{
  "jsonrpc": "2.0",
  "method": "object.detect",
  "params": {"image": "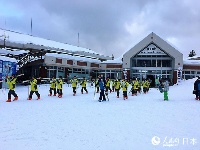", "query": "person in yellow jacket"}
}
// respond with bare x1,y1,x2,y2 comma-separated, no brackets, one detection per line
28,76,40,100
131,78,139,96
56,76,63,98
105,78,112,93
146,79,151,92
95,78,100,93
111,79,116,92
48,77,57,96
142,79,148,94
114,79,121,98
80,77,88,94
6,74,18,102
70,76,78,96
121,79,129,100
